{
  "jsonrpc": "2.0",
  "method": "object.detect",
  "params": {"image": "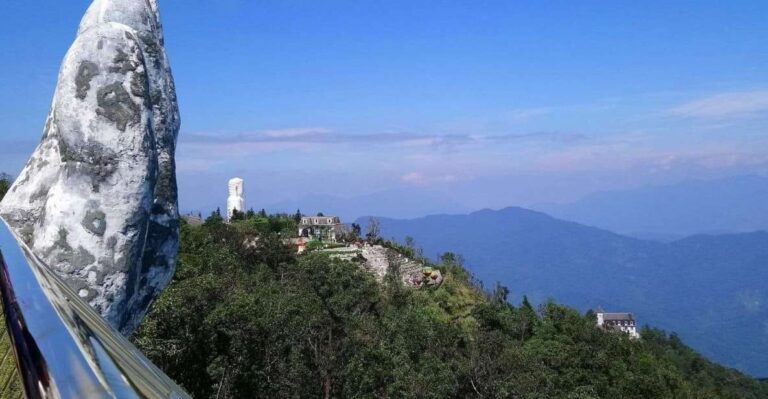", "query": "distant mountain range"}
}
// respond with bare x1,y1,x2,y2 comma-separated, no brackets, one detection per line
532,175,768,238
188,175,768,240
265,187,472,222
358,207,768,377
